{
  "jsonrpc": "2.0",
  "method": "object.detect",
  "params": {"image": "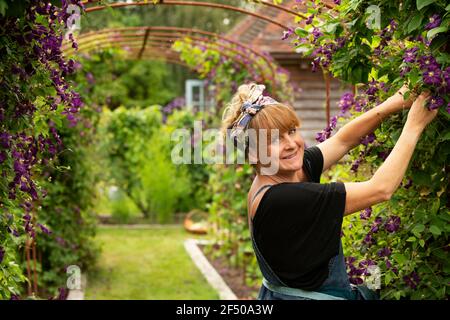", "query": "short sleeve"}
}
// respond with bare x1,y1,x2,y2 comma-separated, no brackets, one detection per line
253,181,347,290
303,146,324,183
